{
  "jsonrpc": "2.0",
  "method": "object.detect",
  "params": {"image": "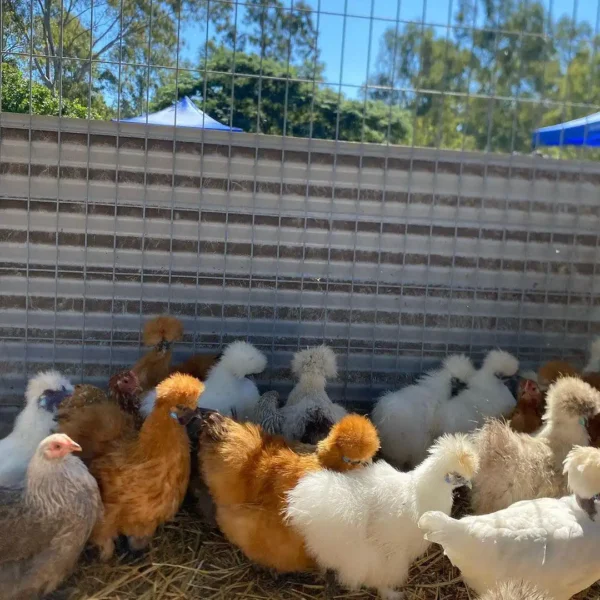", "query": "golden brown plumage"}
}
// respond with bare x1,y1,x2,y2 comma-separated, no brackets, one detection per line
131,316,184,392
89,373,203,560
57,384,108,412
170,352,222,381
55,385,136,467
537,360,579,391
199,412,380,572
